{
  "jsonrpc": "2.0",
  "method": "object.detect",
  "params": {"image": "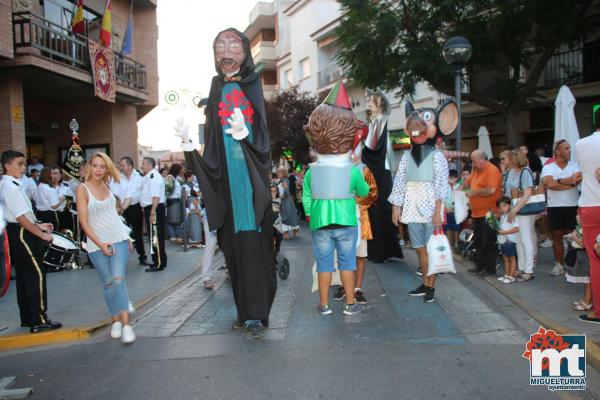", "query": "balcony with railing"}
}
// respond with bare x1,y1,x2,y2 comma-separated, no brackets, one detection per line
468,43,600,95
539,43,600,89
251,41,276,67
11,12,146,91
317,63,346,89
